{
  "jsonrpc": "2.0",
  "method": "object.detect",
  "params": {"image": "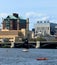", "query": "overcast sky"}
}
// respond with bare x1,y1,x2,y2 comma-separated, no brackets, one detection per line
0,0,57,30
